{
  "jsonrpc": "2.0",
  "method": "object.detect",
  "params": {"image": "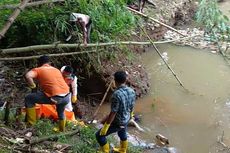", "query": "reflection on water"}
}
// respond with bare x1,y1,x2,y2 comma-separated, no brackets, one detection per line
136,44,230,153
